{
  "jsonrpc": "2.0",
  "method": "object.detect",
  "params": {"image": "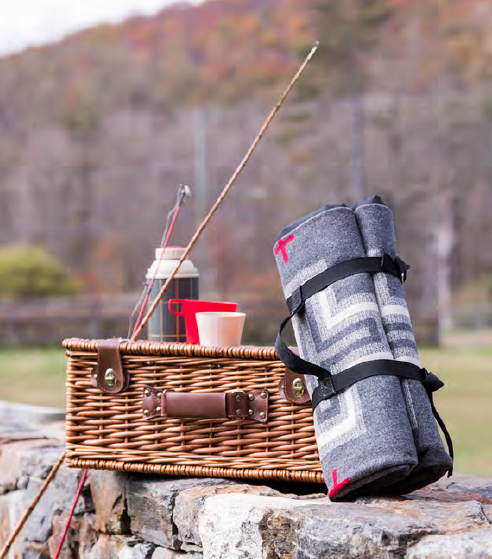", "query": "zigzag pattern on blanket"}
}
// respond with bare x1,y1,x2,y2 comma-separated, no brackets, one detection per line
372,266,421,362
290,282,371,454
286,263,393,456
